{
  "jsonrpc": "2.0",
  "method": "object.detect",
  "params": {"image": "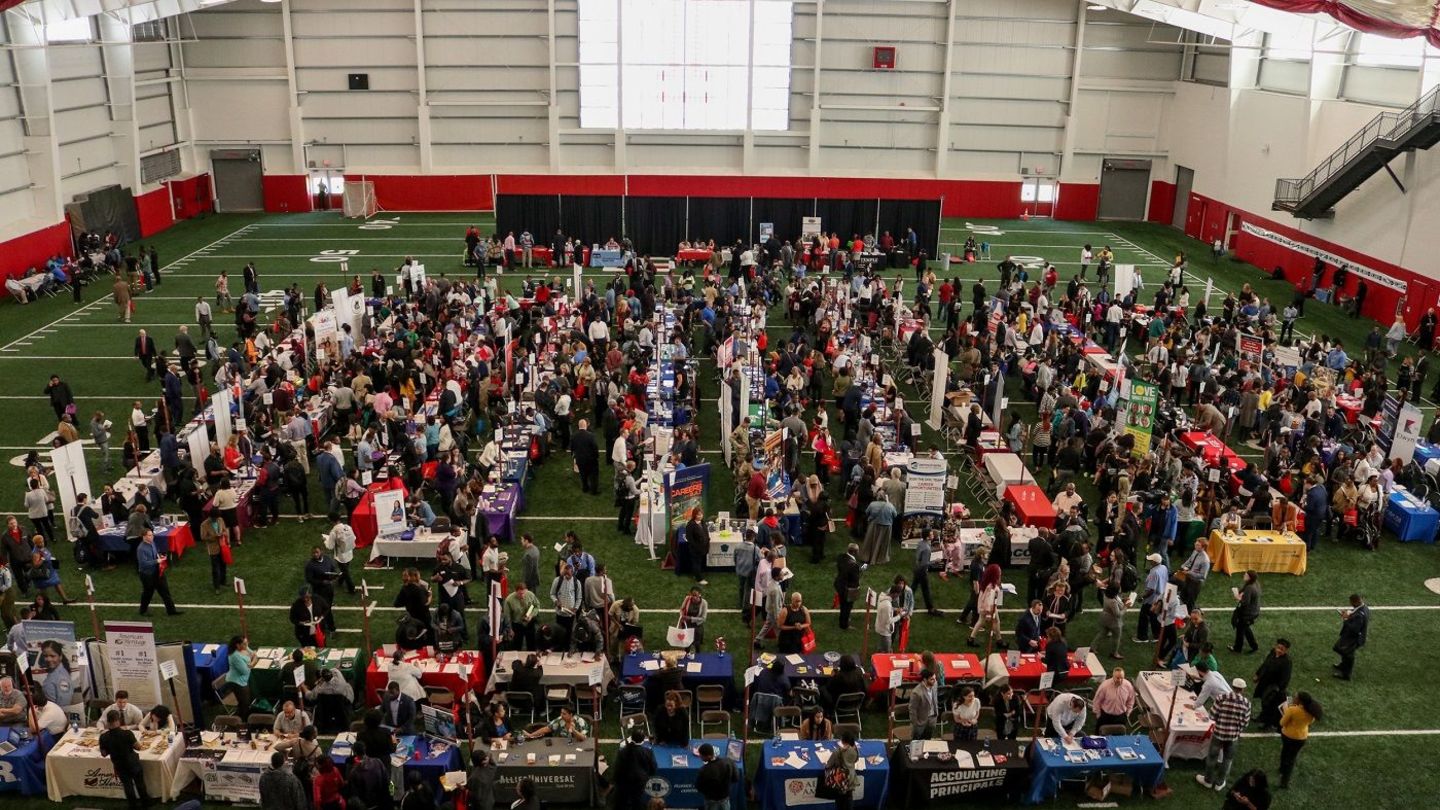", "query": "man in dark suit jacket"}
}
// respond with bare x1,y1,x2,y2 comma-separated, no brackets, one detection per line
1015,600,1044,652
379,682,416,732
133,329,160,381
570,419,600,494
611,727,657,810
685,509,711,584
833,543,862,630
1333,594,1370,680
